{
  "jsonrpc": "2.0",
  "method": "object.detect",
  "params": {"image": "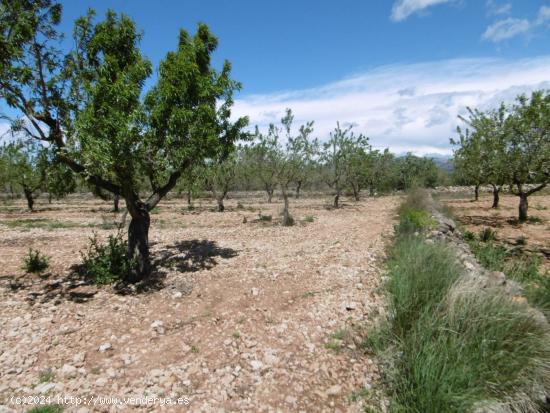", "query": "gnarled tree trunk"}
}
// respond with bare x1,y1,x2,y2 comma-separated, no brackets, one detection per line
518,193,528,223
333,189,340,209
266,186,274,203
295,180,302,199
474,184,480,201
113,194,120,212
282,189,292,226
491,185,500,209
127,201,151,282
23,187,34,211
